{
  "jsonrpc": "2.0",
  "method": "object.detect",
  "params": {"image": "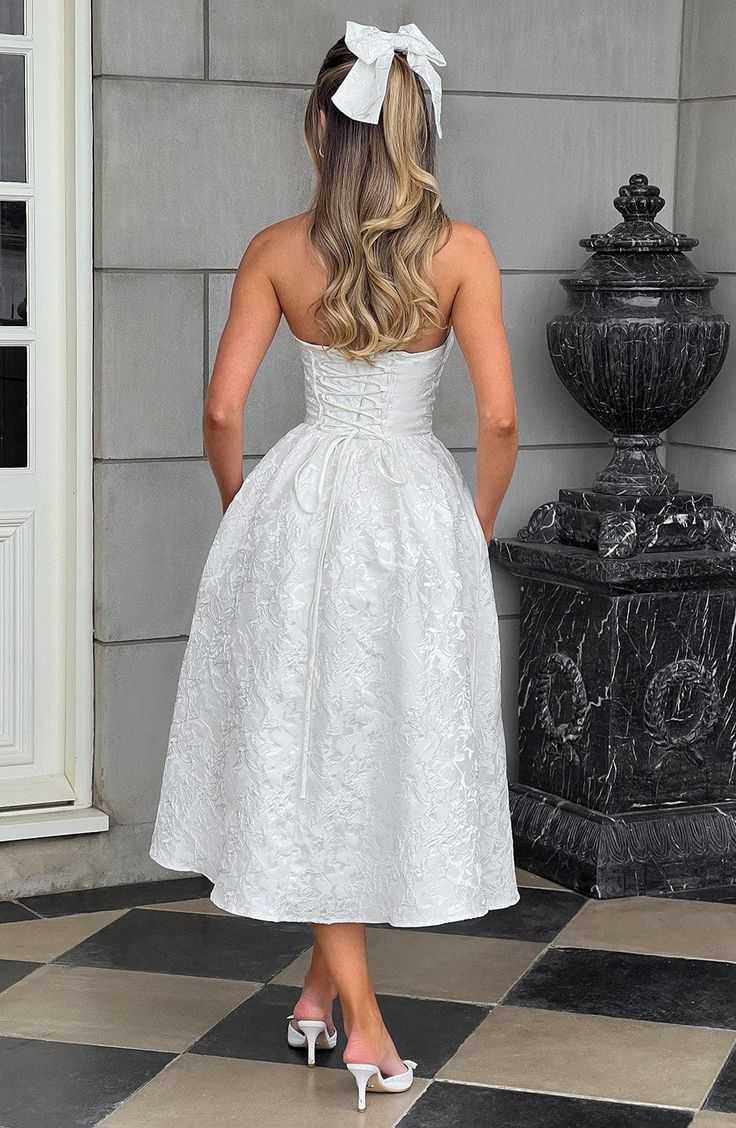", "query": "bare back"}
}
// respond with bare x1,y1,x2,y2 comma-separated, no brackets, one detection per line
262,211,467,353
207,211,516,500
